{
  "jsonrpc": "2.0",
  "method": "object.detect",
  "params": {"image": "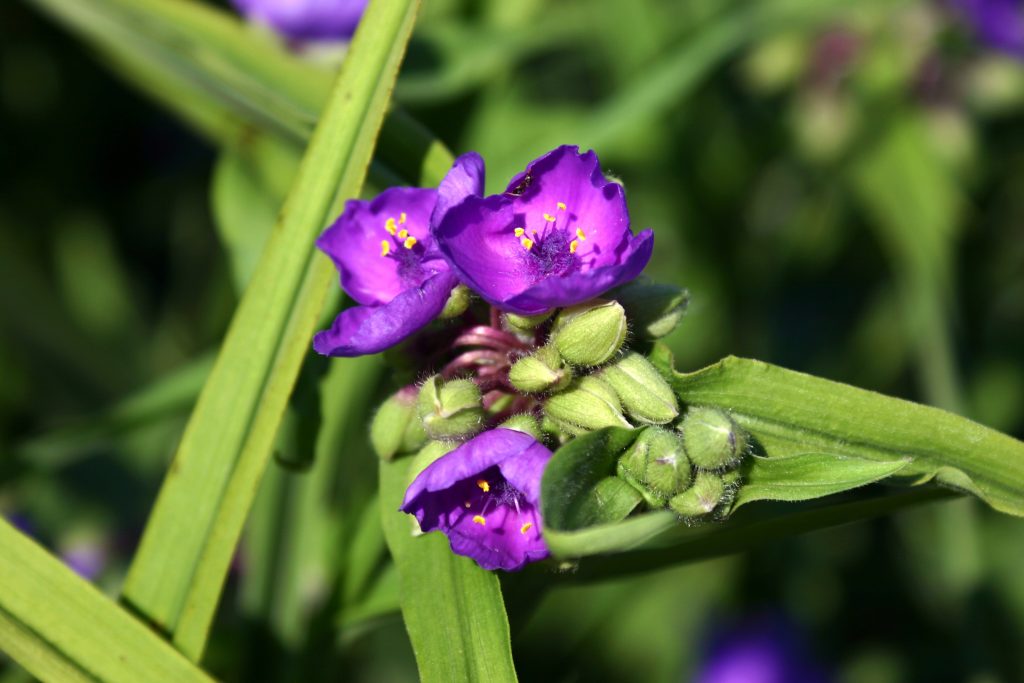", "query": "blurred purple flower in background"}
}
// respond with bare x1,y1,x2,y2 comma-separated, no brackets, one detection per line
696,615,830,683
60,539,108,582
232,0,367,43
952,0,1024,59
433,145,653,315
401,428,553,572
